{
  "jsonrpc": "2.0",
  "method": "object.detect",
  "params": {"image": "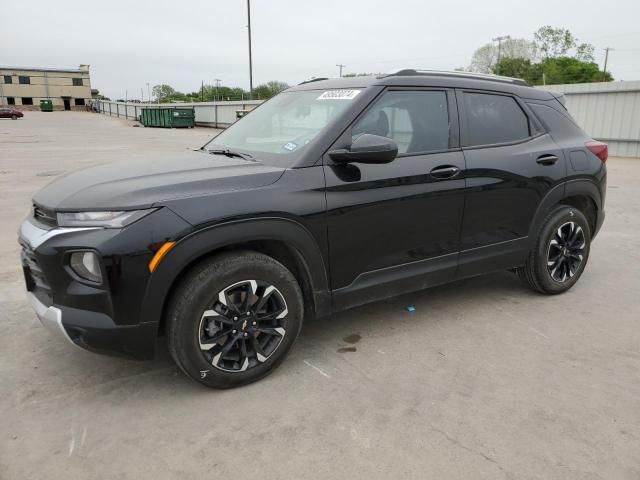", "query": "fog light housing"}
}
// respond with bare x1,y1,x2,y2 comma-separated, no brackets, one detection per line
69,251,102,283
